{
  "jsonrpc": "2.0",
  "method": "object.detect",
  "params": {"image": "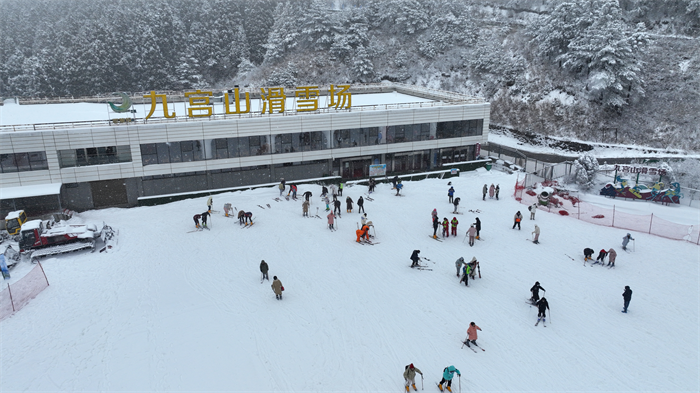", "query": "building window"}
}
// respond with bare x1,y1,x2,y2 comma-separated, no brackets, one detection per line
1,151,48,173
58,146,131,168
